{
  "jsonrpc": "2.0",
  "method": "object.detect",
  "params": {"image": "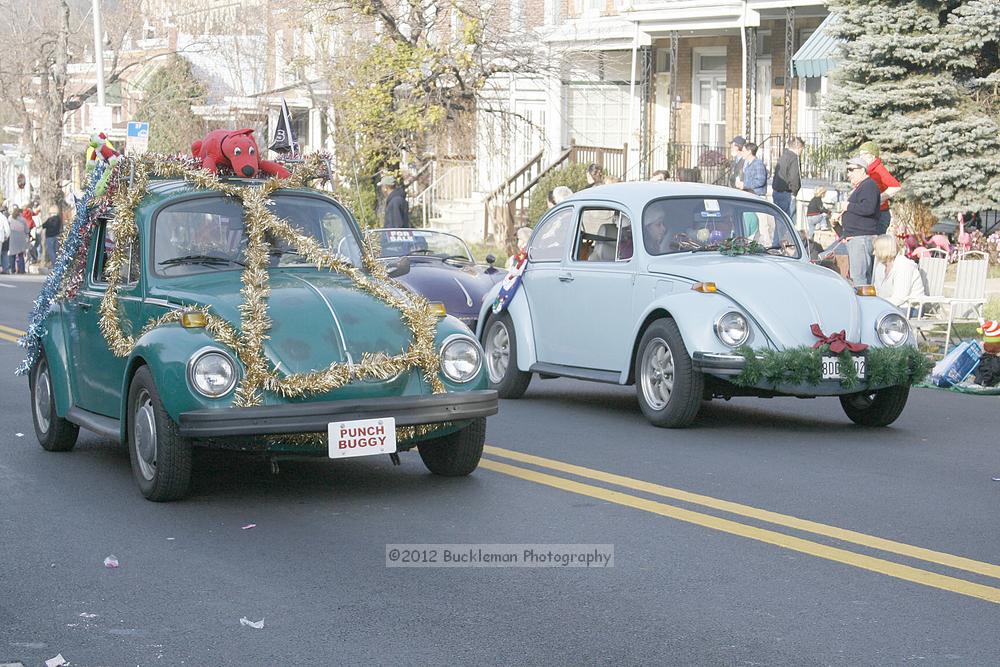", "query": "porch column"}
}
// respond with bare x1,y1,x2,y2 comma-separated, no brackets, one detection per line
783,7,795,141
639,45,653,180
